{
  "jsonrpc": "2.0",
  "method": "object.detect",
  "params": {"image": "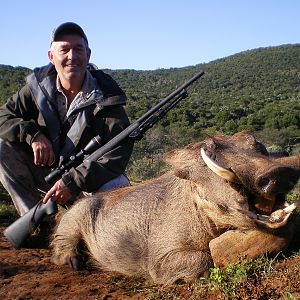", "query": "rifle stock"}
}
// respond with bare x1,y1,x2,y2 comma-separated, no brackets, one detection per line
4,200,58,249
